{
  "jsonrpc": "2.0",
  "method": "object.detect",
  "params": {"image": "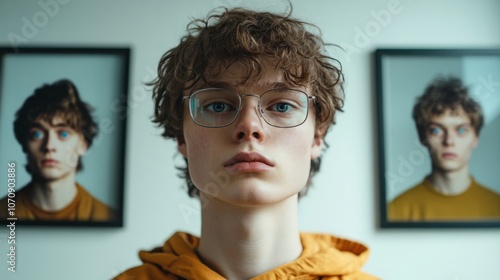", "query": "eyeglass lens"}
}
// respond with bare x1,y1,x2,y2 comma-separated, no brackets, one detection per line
188,88,310,128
